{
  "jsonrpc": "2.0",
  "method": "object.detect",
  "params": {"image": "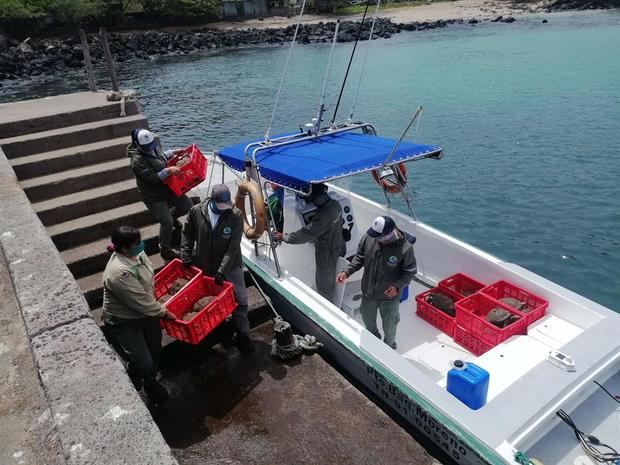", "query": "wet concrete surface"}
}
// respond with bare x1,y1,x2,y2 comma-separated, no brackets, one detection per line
150,322,435,465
